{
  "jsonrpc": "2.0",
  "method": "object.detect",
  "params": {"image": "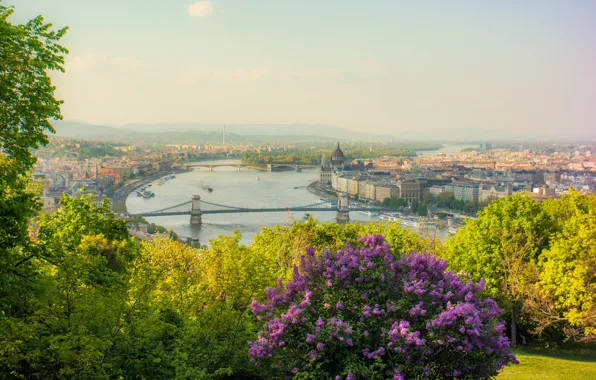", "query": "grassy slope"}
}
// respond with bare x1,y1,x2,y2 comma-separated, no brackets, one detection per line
499,347,596,379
